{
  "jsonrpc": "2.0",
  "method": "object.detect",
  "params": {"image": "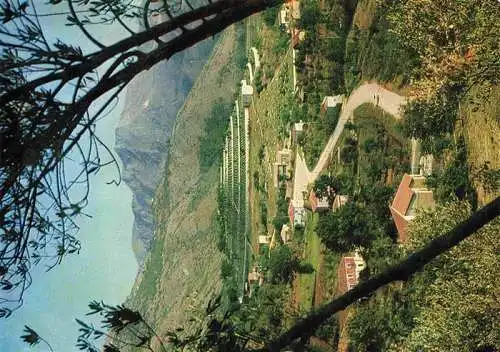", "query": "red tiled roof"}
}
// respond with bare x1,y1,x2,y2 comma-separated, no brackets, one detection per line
337,257,359,295
390,174,414,242
390,206,408,243
391,174,413,215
